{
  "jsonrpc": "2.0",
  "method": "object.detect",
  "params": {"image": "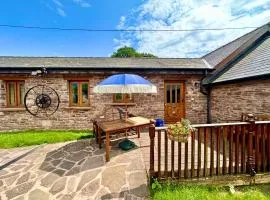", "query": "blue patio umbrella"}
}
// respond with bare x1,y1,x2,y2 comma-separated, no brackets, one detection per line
93,74,157,149
93,74,157,94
